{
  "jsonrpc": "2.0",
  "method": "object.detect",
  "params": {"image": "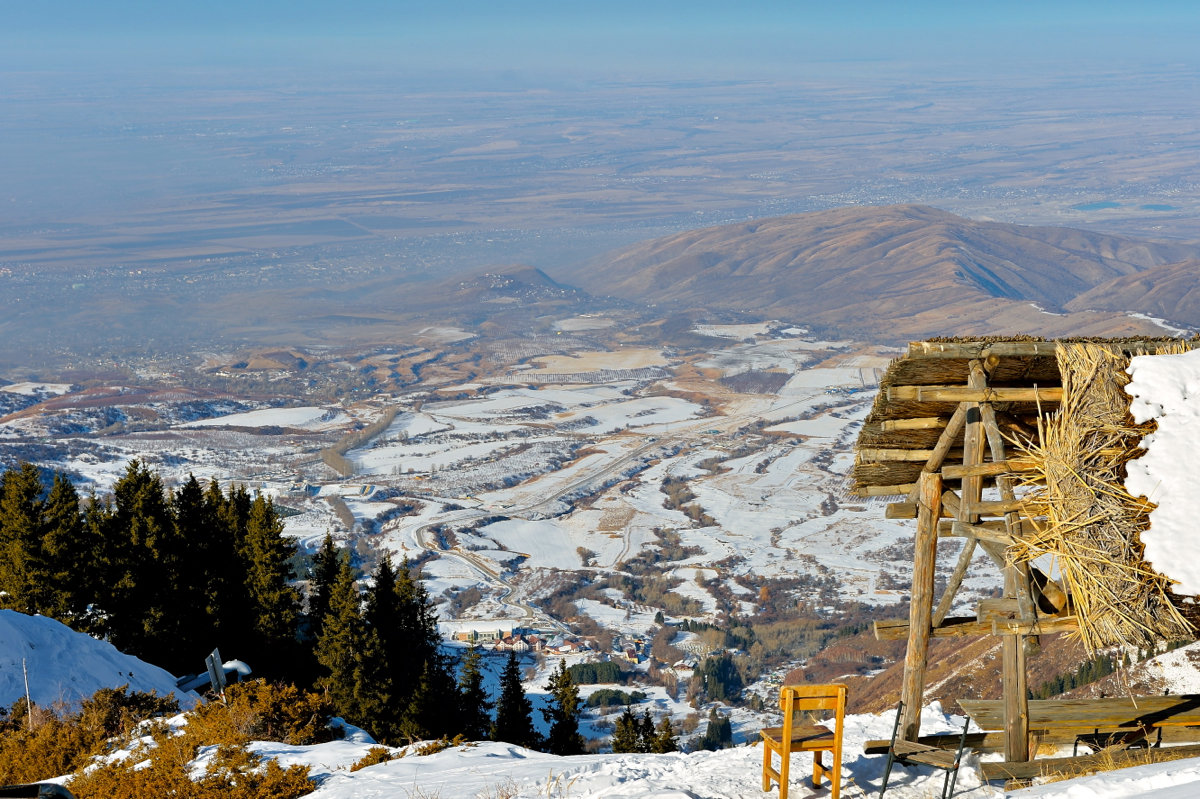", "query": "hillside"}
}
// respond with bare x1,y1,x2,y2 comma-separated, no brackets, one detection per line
565,205,1199,342
1067,260,1200,327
